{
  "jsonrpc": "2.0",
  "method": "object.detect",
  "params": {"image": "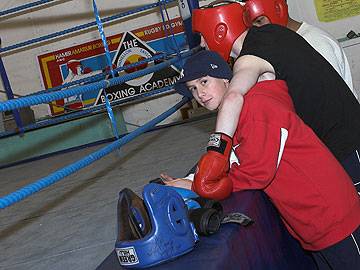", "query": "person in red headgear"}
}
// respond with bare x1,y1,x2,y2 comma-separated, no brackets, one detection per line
243,0,356,99
189,1,360,198
168,48,360,270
